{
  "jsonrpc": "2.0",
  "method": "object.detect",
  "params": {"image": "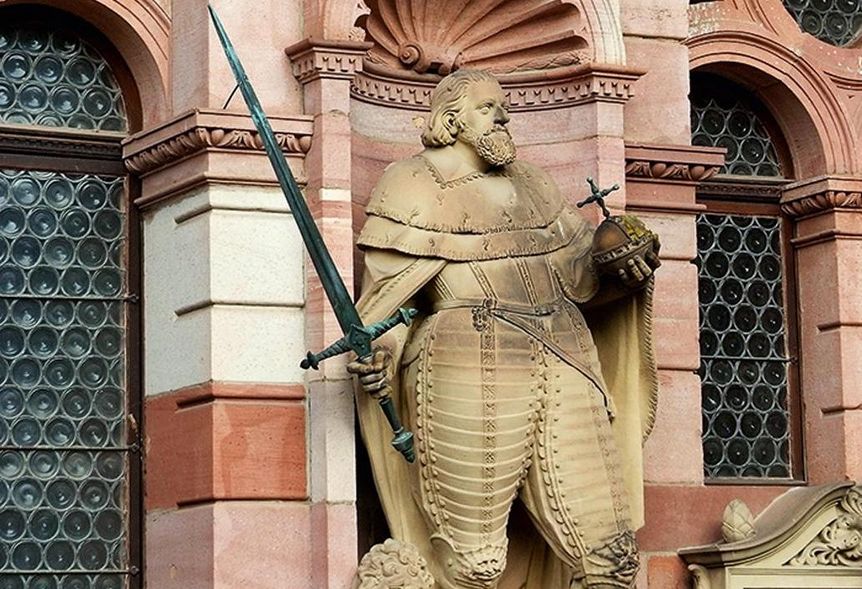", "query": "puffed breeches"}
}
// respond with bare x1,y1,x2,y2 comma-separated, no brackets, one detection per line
402,310,639,589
